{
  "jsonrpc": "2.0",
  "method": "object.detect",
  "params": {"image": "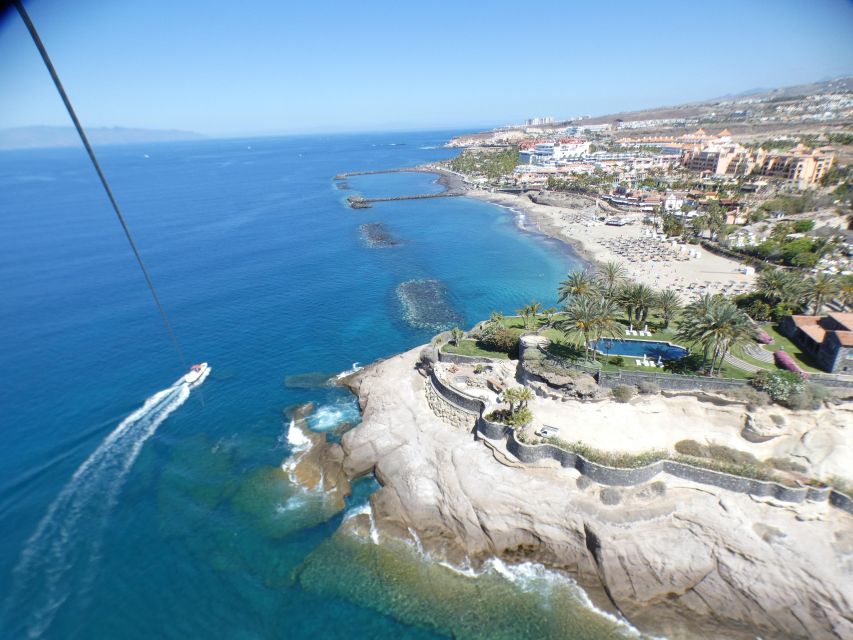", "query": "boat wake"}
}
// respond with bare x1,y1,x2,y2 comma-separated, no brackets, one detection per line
4,371,203,638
